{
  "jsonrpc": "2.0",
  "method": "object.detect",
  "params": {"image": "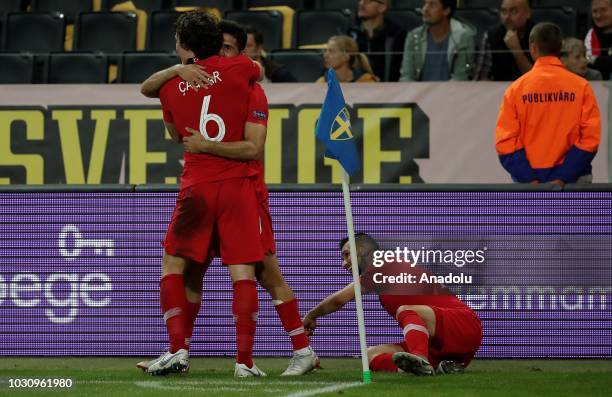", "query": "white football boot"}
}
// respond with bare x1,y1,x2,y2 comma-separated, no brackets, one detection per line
145,349,189,376
234,362,267,377
281,347,320,376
